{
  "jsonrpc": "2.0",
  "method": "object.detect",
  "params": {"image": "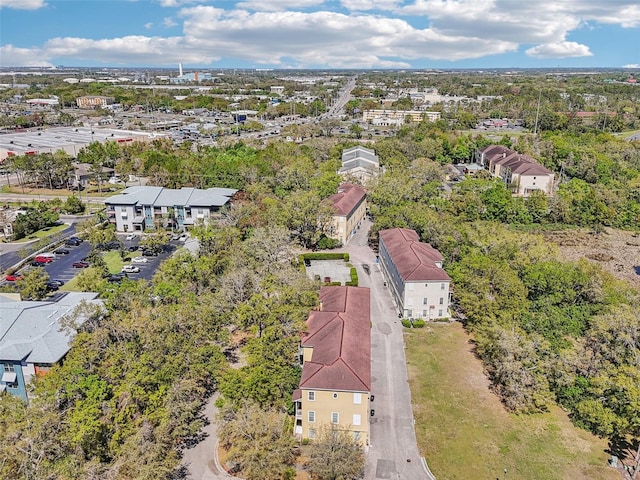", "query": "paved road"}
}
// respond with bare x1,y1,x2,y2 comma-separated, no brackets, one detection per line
0,193,107,204
343,220,436,480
